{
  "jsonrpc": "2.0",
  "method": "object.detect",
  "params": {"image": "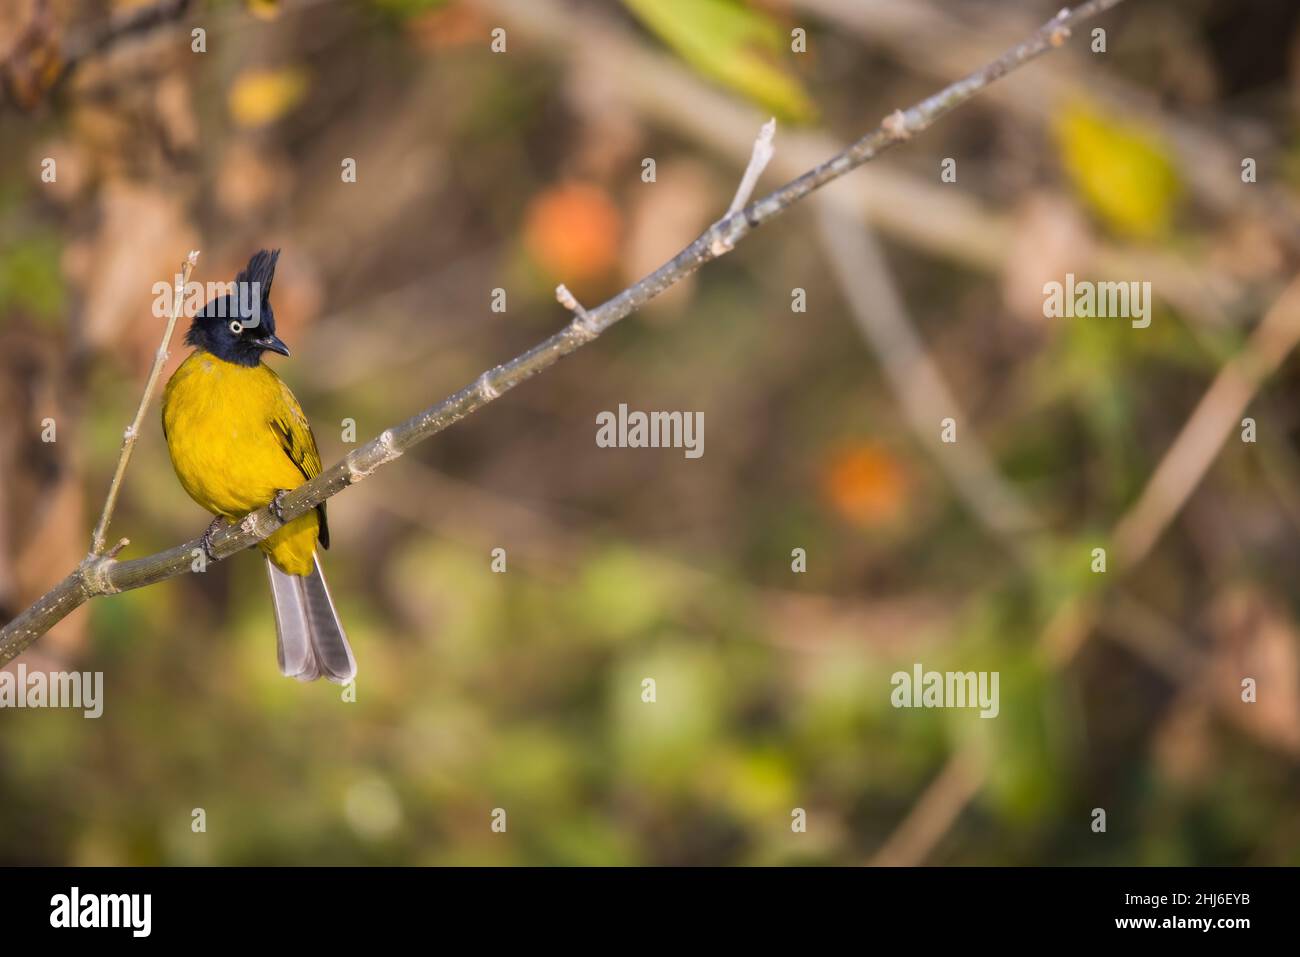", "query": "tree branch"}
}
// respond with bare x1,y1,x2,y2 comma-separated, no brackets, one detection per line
0,0,1127,666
